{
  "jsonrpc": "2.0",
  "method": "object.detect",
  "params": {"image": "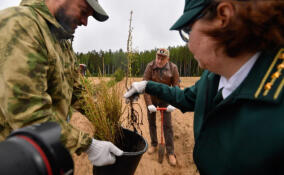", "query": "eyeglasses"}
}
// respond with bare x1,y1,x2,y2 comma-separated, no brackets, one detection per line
178,12,206,43
179,25,191,43
178,3,214,43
